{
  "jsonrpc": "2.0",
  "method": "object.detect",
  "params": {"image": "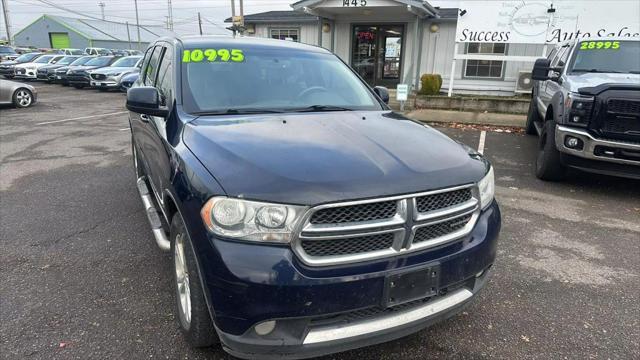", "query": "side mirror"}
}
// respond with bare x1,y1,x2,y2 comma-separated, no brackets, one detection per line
531,58,551,80
126,86,168,117
373,86,389,104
